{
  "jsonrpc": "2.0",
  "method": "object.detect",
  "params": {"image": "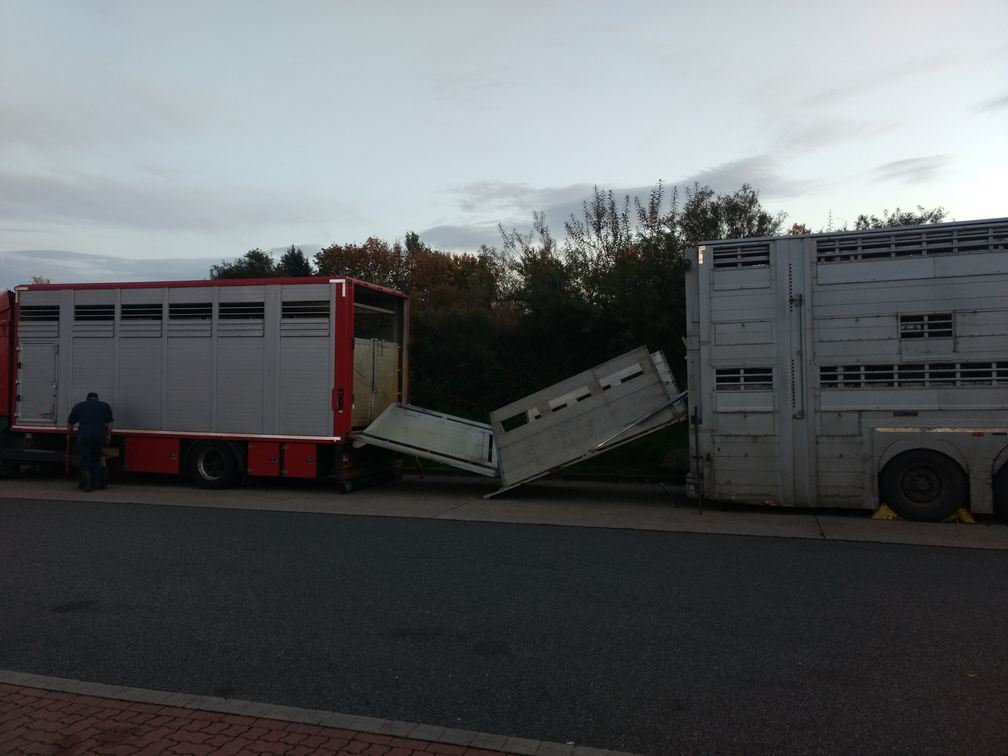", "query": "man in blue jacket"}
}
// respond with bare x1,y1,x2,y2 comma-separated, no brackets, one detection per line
67,391,113,492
